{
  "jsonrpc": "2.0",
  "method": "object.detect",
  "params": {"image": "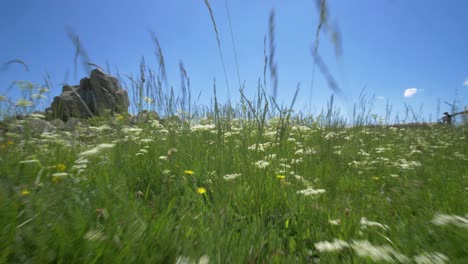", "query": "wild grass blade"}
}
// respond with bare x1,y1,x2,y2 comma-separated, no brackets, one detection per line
204,0,231,101
268,9,278,102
